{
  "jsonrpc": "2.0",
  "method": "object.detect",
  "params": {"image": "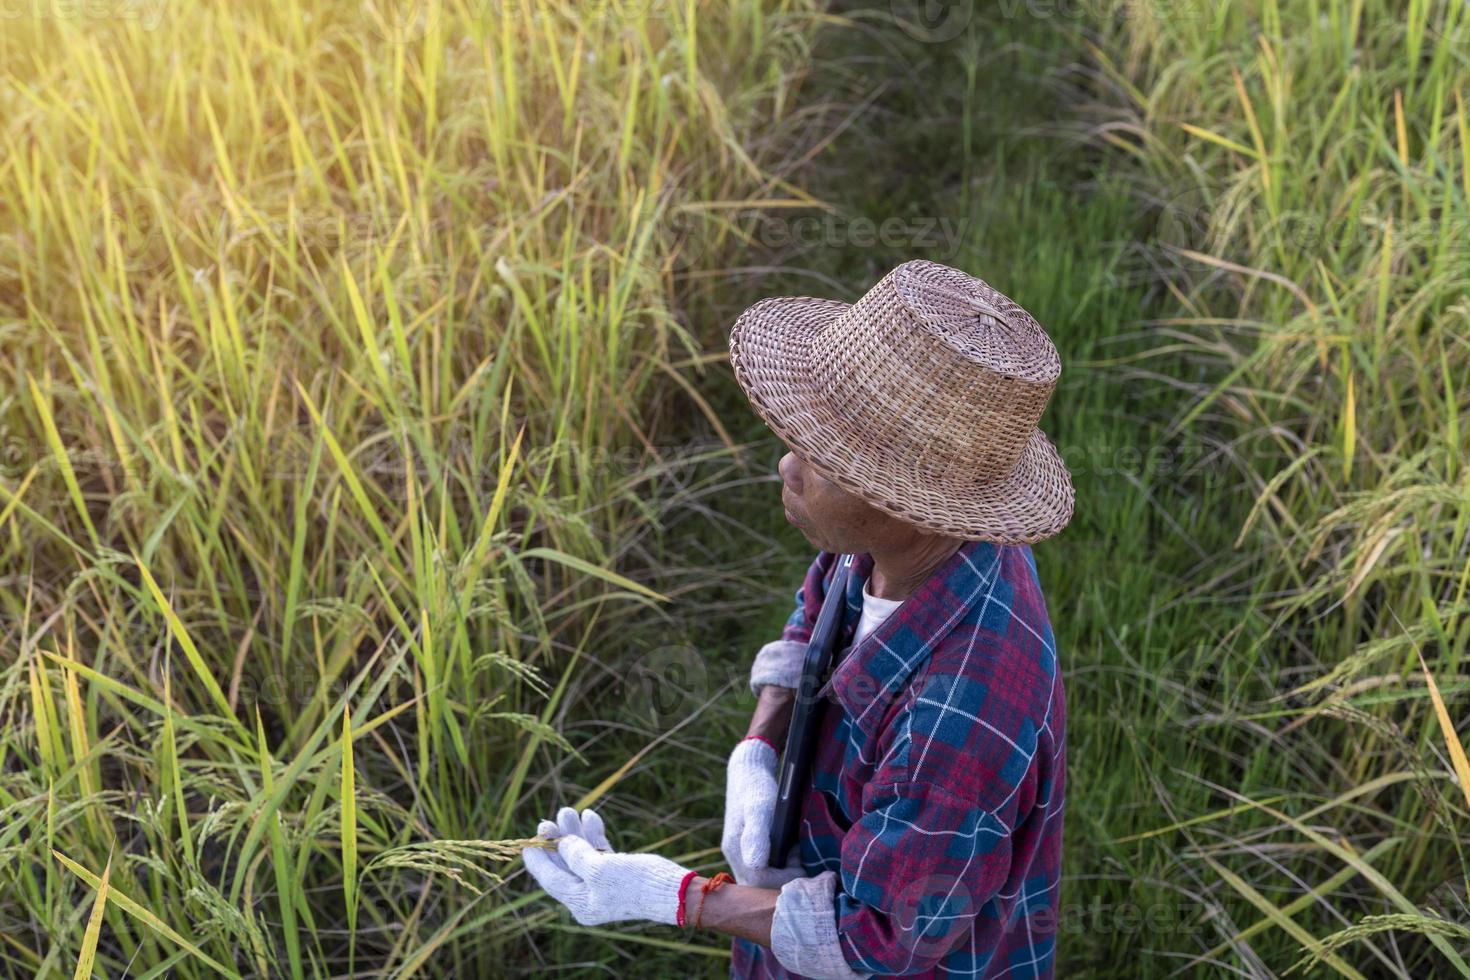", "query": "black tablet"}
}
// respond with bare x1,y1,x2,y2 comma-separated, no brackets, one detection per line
768,554,853,866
